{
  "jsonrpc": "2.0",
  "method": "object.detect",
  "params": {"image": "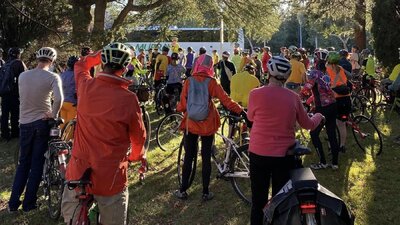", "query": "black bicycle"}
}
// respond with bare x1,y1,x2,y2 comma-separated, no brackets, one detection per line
42,118,71,219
